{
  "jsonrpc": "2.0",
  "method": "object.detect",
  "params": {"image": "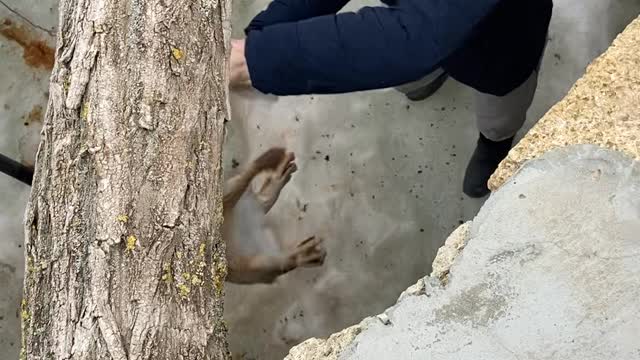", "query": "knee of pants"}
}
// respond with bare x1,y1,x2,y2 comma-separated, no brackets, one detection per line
474,70,539,141
478,115,526,142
